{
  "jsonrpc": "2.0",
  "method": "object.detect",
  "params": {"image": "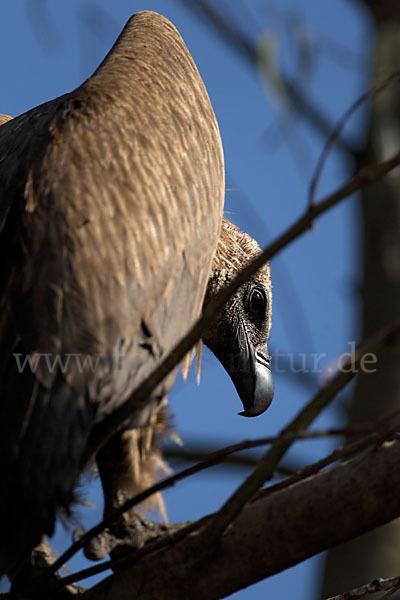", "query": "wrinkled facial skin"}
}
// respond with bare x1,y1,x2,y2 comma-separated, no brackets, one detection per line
203,264,274,417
